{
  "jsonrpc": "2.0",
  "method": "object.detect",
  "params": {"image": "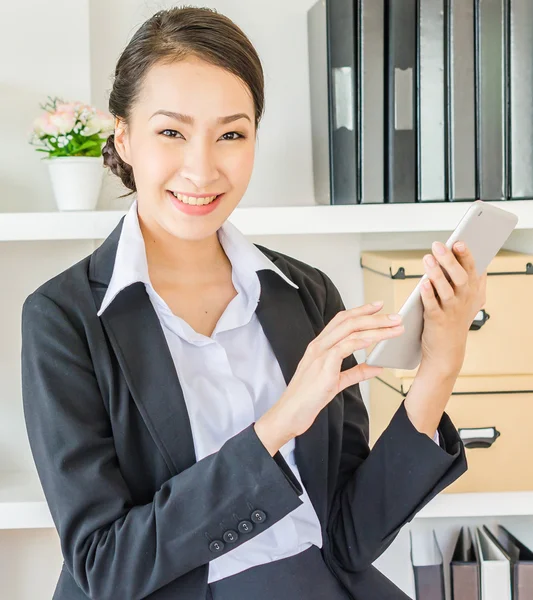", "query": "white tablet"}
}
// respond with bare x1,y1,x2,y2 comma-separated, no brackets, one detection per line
365,201,518,370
